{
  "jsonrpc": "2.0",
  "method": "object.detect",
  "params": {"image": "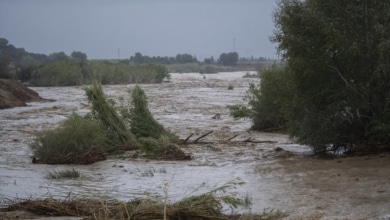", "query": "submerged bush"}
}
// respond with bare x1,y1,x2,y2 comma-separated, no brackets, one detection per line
31,82,186,163
123,85,178,141
229,65,293,131
31,114,109,160
85,82,138,147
